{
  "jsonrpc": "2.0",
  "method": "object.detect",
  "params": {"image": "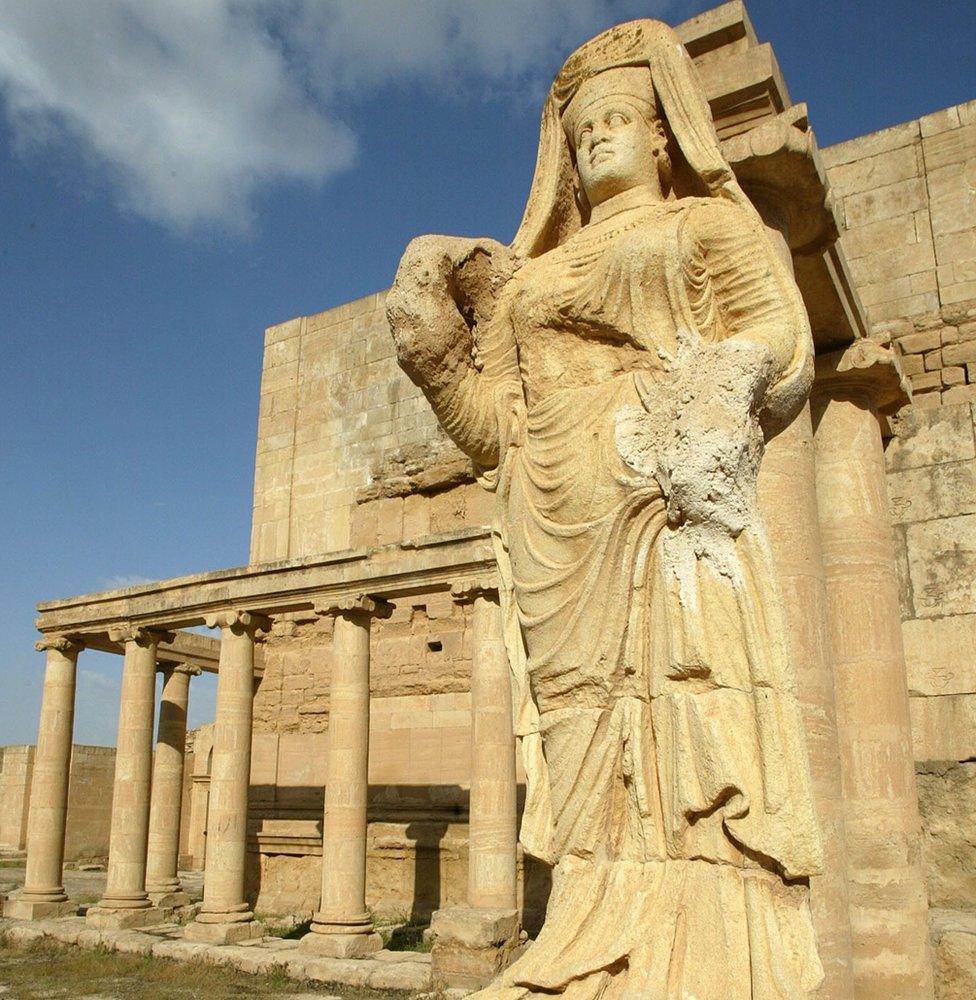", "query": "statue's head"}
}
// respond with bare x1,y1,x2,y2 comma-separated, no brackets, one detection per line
561,65,671,209
512,19,751,259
